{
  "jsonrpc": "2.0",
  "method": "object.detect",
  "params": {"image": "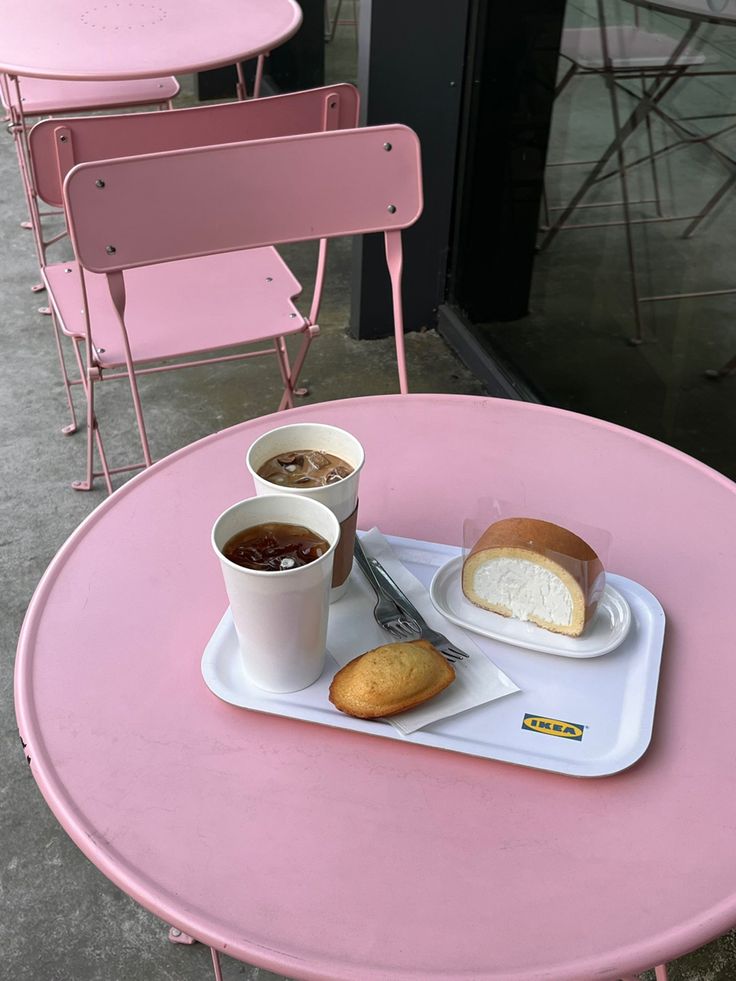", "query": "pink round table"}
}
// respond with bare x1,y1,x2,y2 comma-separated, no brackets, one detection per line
0,0,302,80
15,394,736,981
